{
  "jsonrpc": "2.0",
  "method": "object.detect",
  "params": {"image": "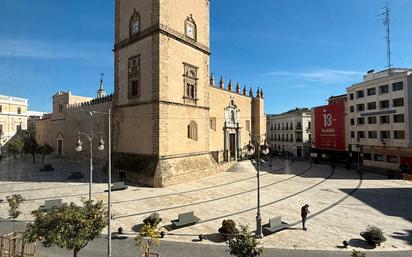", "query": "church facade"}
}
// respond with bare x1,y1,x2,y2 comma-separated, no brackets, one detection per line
35,0,265,187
